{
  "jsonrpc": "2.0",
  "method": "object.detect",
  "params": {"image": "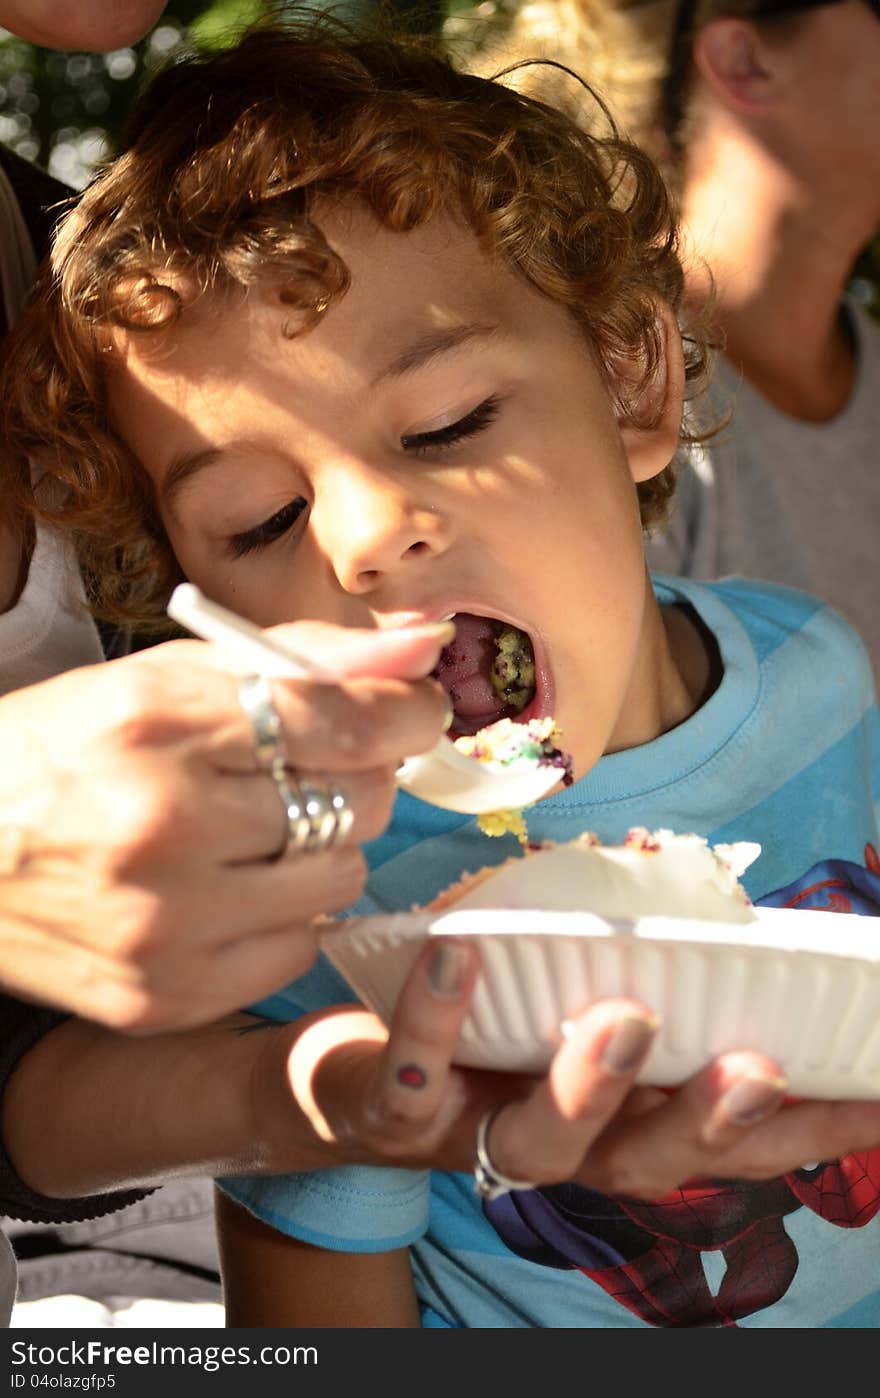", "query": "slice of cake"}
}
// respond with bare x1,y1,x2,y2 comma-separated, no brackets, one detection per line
427,827,761,923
